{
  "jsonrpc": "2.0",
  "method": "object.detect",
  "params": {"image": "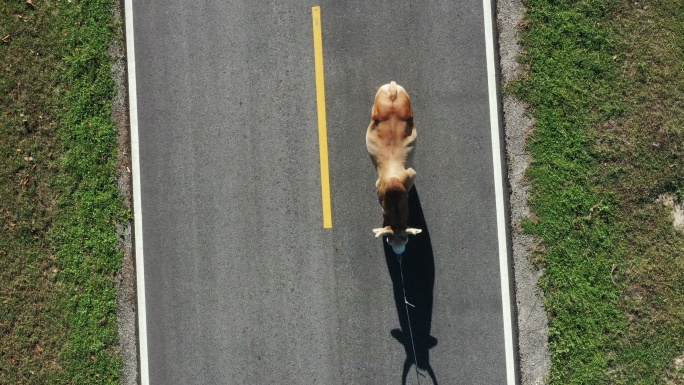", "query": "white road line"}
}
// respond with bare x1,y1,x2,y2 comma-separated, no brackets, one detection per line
123,1,150,384
482,0,517,384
